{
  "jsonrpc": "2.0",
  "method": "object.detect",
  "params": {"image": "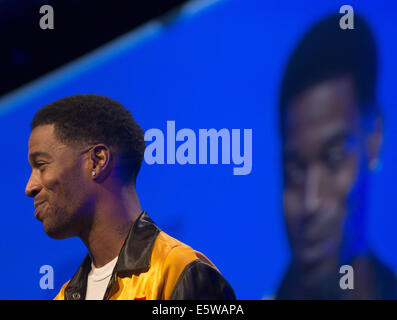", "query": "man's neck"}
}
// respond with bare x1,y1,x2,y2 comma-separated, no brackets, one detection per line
79,185,142,268
83,219,133,268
